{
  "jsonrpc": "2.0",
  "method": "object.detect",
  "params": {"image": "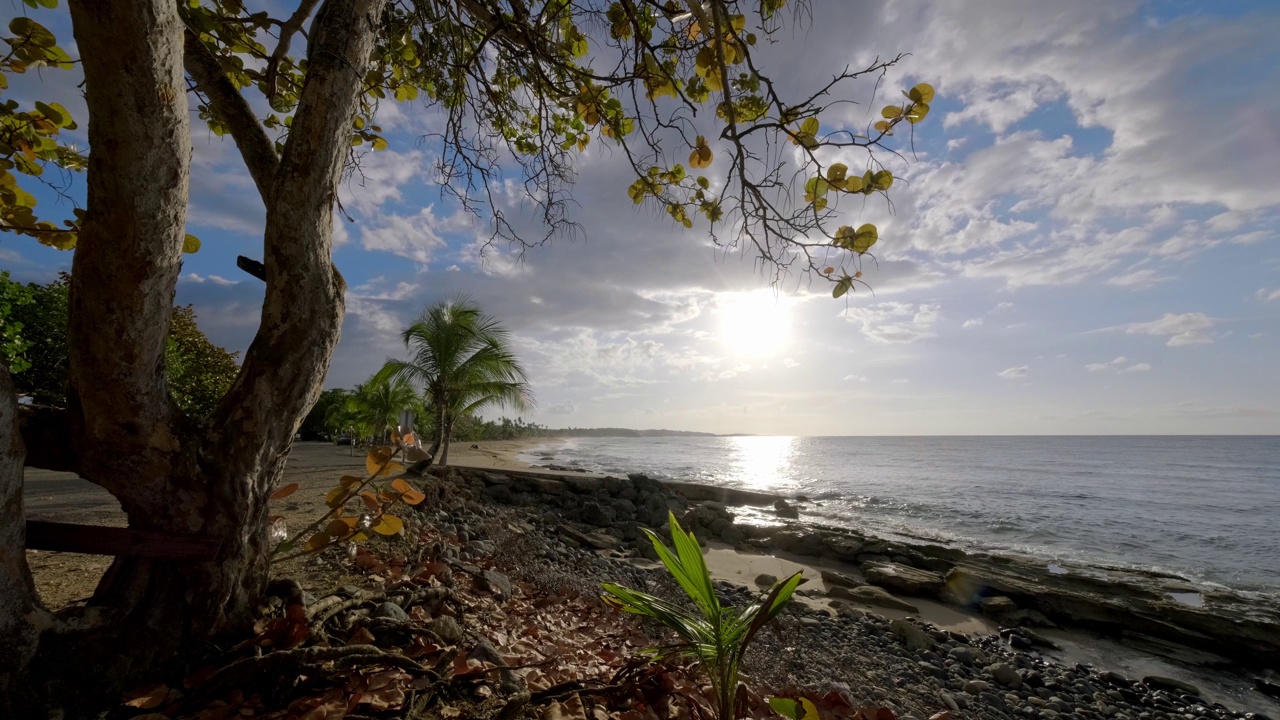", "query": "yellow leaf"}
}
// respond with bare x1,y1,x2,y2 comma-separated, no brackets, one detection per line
826,163,848,183
908,82,936,104
182,234,201,254
340,475,363,489
325,486,349,508
881,105,904,119
906,102,930,124
326,517,356,537
270,482,299,500
800,117,819,137
366,446,395,476
372,514,404,536
304,531,332,552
